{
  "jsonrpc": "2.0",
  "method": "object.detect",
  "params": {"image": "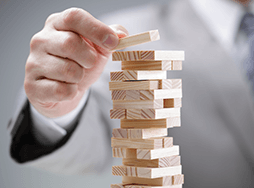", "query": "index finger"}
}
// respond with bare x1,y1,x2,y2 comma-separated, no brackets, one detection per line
47,8,120,50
